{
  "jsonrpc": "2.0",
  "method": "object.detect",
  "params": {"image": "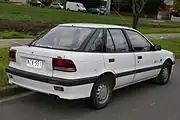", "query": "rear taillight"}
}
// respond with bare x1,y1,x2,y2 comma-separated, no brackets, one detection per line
53,58,76,72
9,50,16,62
